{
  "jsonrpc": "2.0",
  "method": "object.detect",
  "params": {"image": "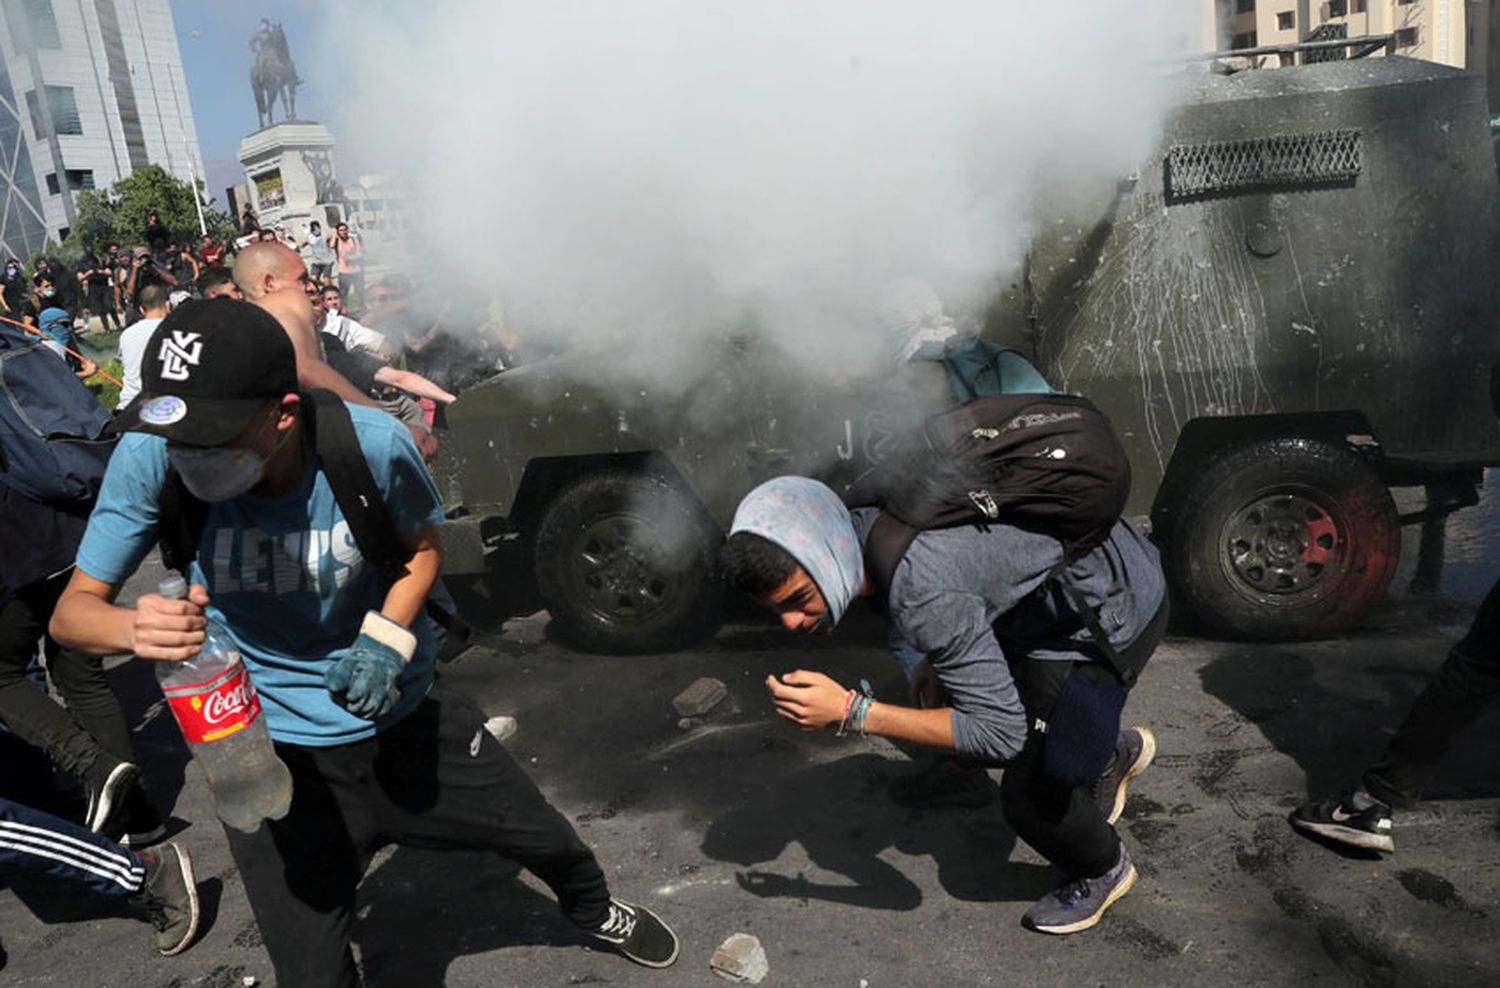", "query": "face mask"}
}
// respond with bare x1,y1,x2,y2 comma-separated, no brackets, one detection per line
39,287,56,299
167,445,266,502
5,267,16,276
